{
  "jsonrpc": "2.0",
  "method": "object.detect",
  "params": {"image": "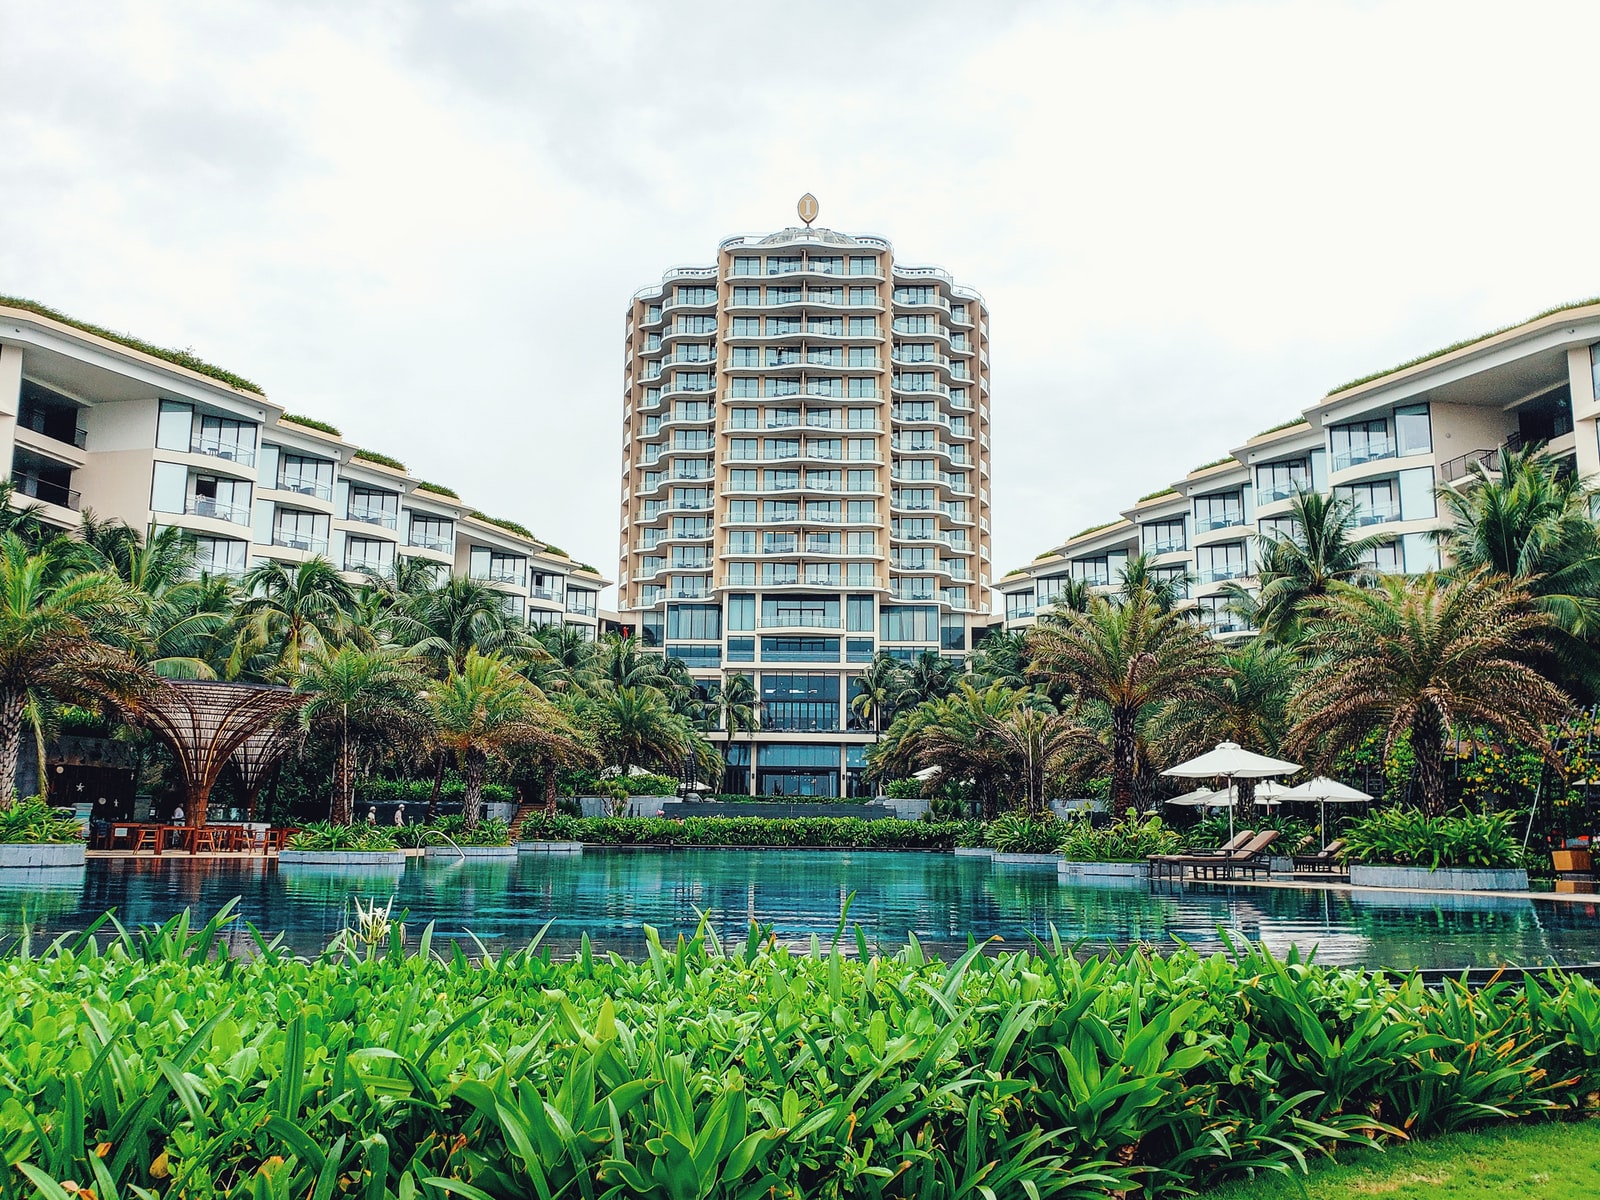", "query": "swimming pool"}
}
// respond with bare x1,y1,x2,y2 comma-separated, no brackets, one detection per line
4,848,1597,969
